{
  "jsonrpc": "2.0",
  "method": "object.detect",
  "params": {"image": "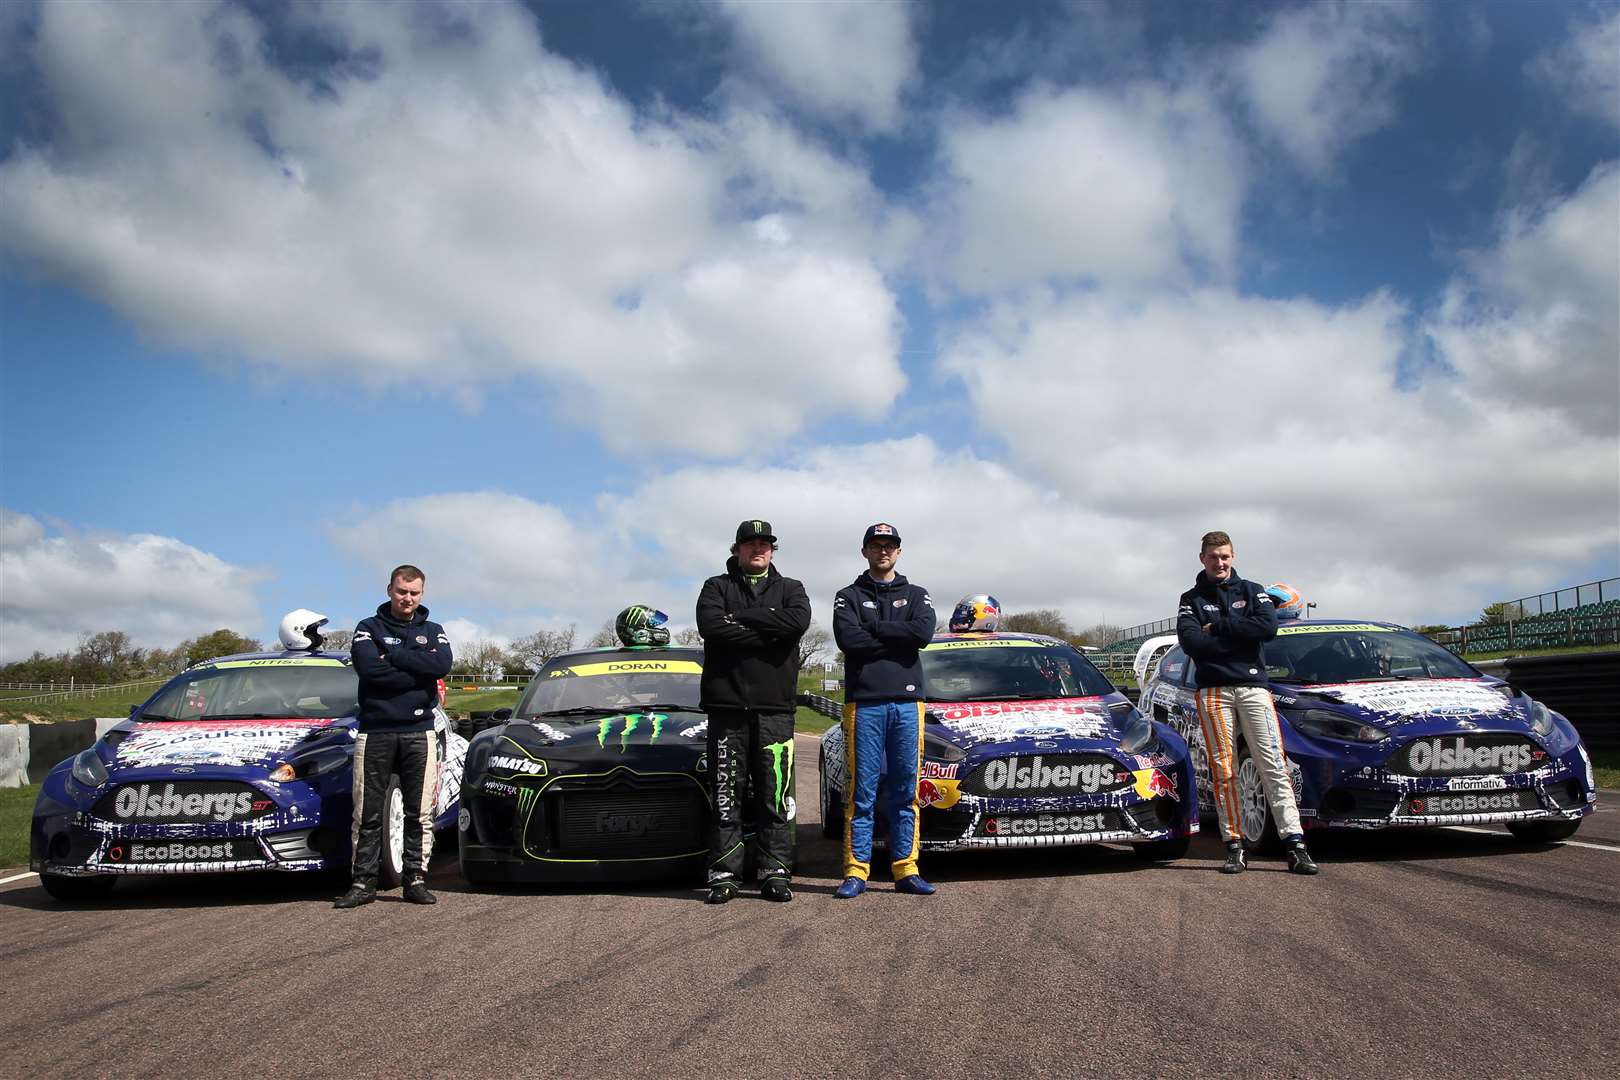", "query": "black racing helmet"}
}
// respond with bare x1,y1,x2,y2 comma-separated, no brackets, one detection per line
615,605,670,646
